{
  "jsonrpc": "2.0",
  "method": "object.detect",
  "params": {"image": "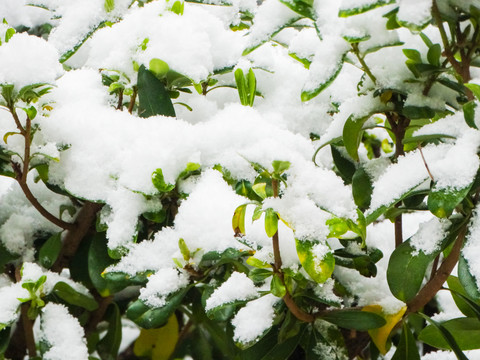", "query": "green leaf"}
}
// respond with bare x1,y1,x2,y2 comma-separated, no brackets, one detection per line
402,106,436,119
104,0,115,12
3,131,20,145
278,0,316,19
38,232,62,269
418,316,474,356
232,204,247,235
296,239,334,283
264,208,278,237
60,21,108,63
403,49,422,63
320,310,386,330
249,268,273,283
272,160,290,175
352,166,372,209
52,282,98,311
270,273,286,297
427,44,441,67
126,287,190,329
338,0,394,17
5,28,15,43
387,240,436,302
88,233,125,297
463,101,478,129
330,145,356,184
402,133,456,144
343,115,368,161
97,303,122,360
0,327,11,355
235,68,249,106
458,254,480,301
419,32,433,48
169,0,184,15
252,183,267,200
447,276,480,319
178,238,190,261
247,68,256,106
301,55,345,101
152,168,175,193
149,58,169,78
428,184,473,218
391,322,420,360
465,83,480,101
137,65,175,118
